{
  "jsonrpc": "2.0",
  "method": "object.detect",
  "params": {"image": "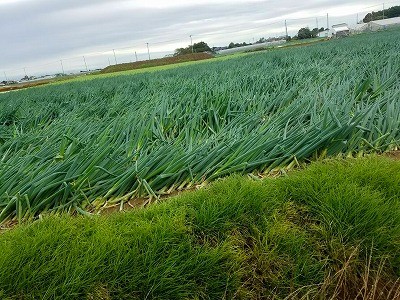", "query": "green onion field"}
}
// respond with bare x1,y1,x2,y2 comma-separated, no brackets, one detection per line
1,30,399,223
1,27,400,299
